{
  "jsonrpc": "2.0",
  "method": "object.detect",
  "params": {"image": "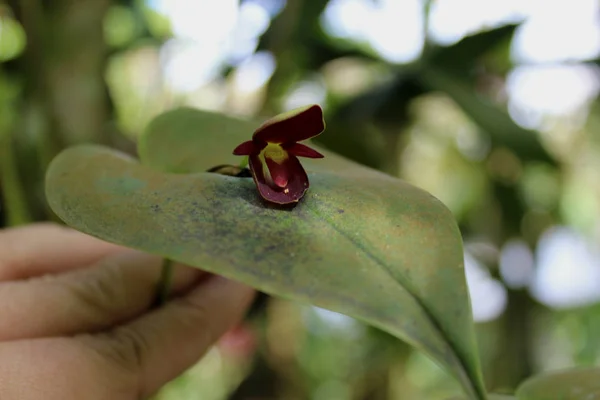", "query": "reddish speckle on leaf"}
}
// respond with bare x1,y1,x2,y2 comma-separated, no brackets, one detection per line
232,104,325,205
